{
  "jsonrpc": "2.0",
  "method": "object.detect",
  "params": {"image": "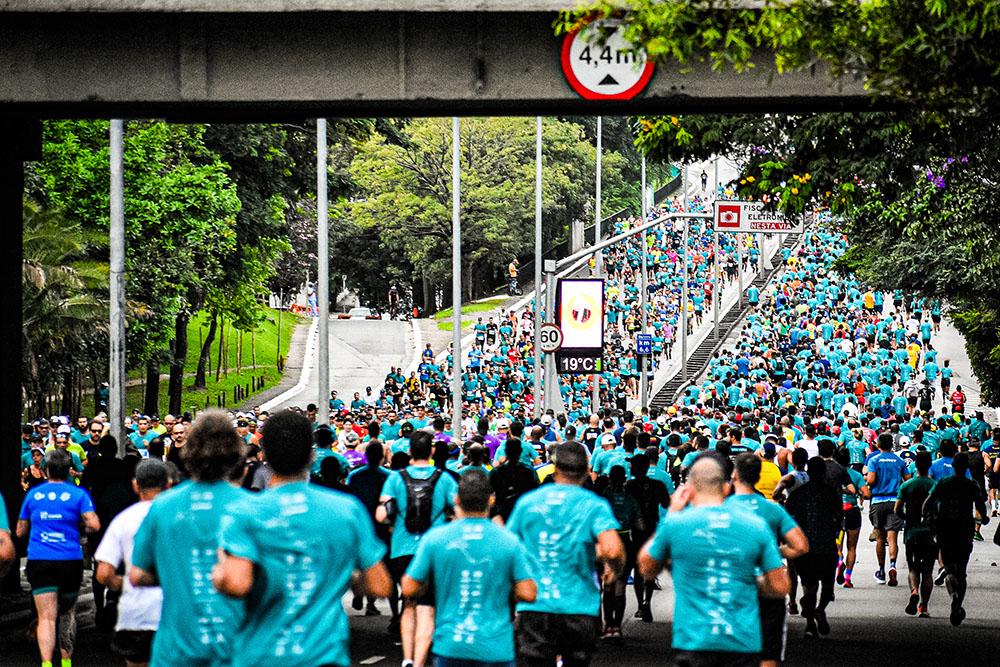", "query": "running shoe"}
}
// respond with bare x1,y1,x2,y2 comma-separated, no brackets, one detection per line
804,621,819,639
836,562,846,585
905,593,919,616
992,509,997,517
366,604,382,617
641,603,653,623
935,567,948,586
950,596,966,627
788,600,799,616
843,579,854,589
918,605,930,618
816,610,830,636
634,610,642,619
973,530,984,542
873,570,886,585
888,566,898,587
352,594,364,611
